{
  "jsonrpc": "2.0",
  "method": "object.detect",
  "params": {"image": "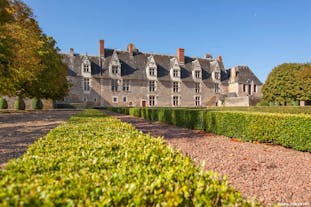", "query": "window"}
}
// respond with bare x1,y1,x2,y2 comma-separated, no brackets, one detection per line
172,96,179,106
173,69,179,78
195,83,200,93
123,80,130,91
149,80,156,92
214,72,220,80
94,98,97,103
83,63,90,73
172,81,179,93
254,85,257,93
111,79,118,92
215,83,219,93
149,67,156,76
248,84,251,95
83,78,90,91
112,66,118,74
195,96,201,106
83,97,87,102
195,71,201,79
149,95,155,106
112,96,118,103
243,84,246,92
123,96,127,102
